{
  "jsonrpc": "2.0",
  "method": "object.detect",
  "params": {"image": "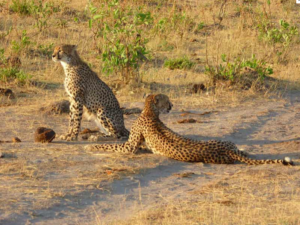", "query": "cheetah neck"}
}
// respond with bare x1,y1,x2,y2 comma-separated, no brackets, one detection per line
60,52,85,75
60,61,71,74
142,100,159,119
